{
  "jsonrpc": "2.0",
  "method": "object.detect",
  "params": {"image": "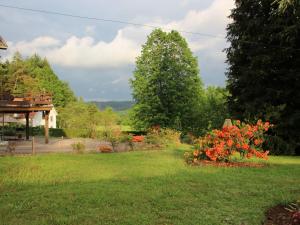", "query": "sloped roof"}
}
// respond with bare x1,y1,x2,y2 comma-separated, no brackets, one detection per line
0,36,8,50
